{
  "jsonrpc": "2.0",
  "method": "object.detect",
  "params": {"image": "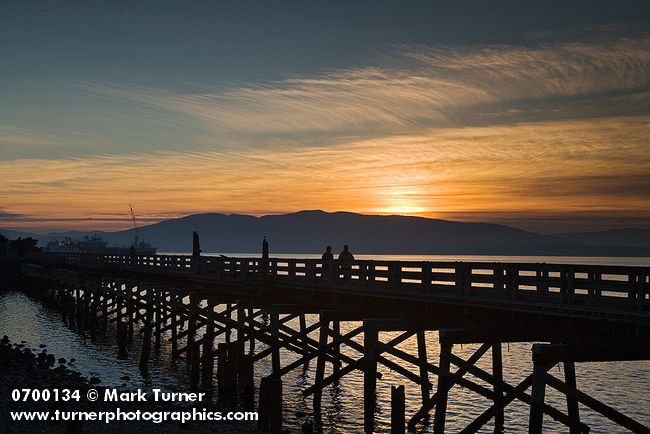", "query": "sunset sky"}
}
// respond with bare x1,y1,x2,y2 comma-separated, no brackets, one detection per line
2,1,650,234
